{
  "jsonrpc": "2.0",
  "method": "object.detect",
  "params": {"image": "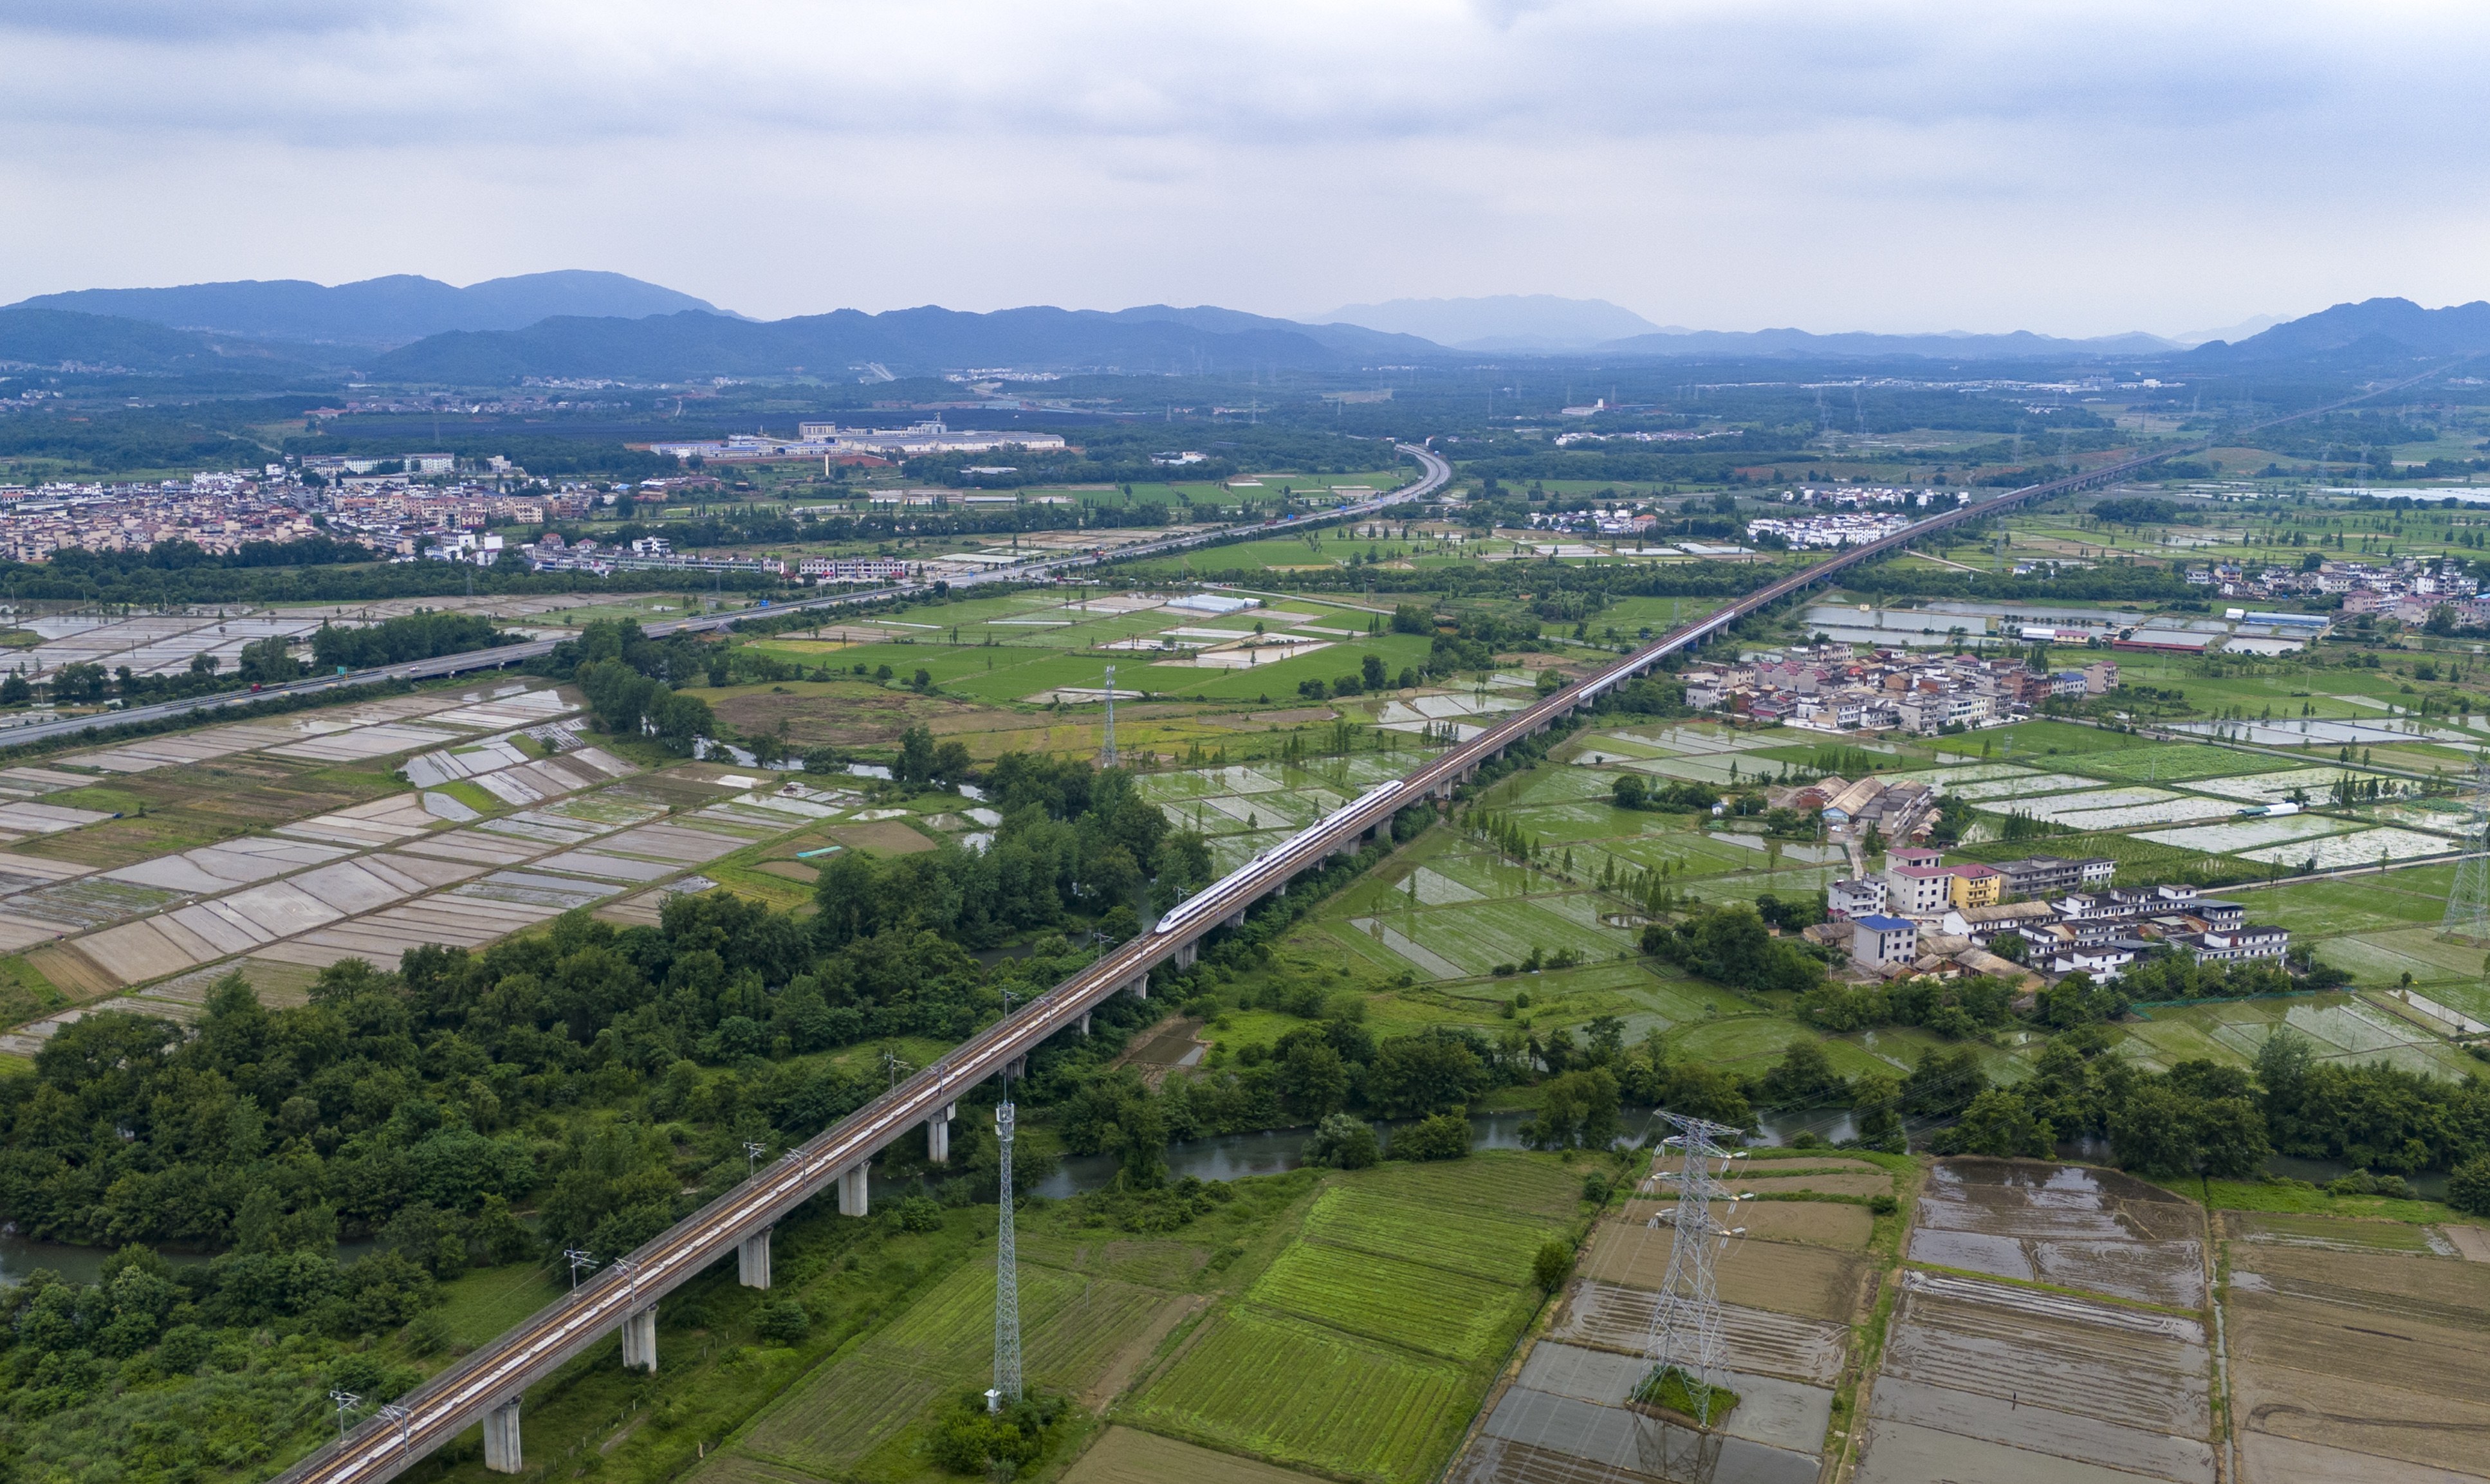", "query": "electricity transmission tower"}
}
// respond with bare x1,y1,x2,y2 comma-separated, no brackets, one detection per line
2442,754,2490,946
1639,1112,1749,1431
988,1098,1024,1411
1102,664,1118,769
